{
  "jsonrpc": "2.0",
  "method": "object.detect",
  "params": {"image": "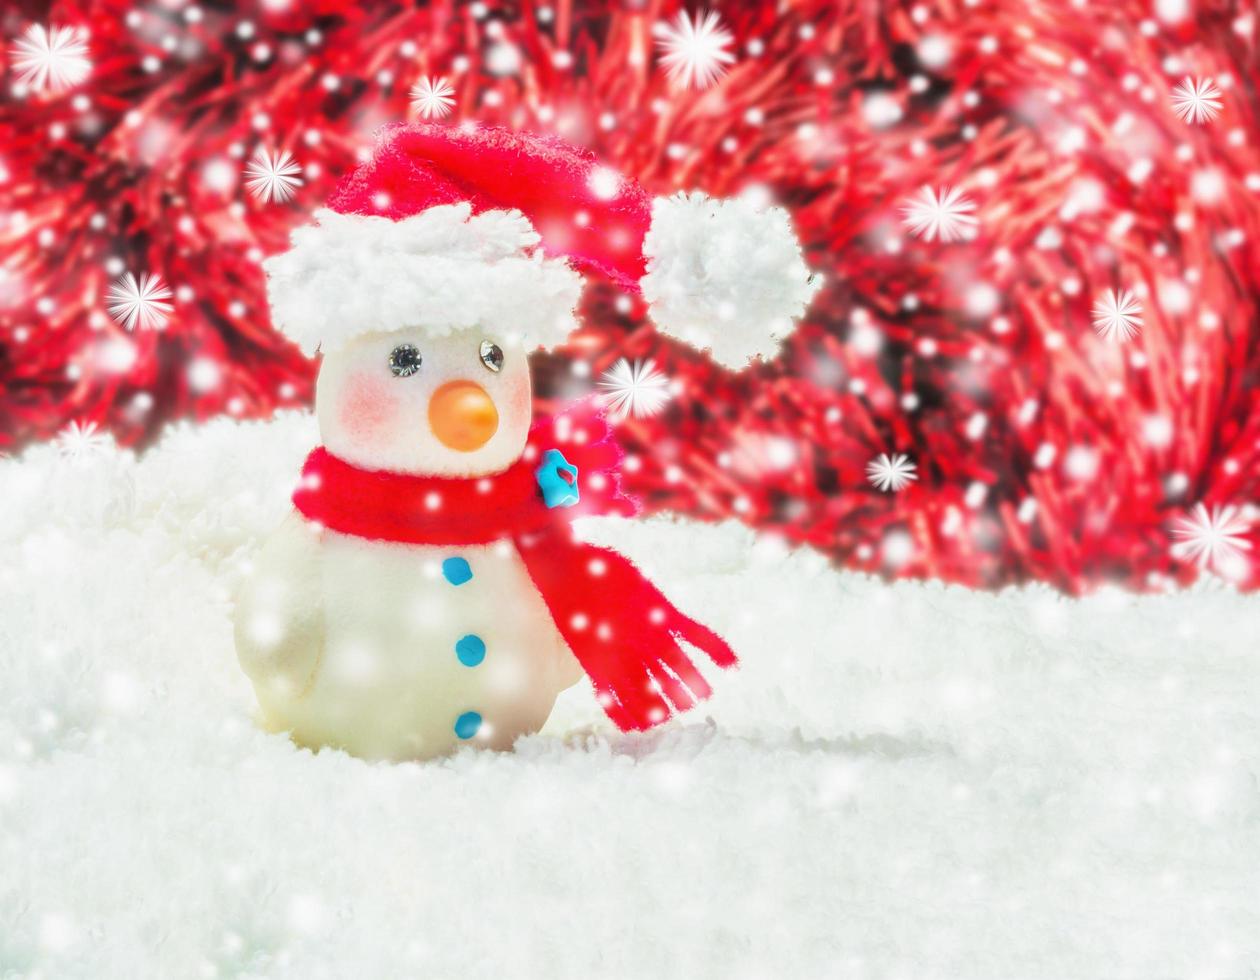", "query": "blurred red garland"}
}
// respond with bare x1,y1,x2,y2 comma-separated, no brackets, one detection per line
1,0,1259,592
